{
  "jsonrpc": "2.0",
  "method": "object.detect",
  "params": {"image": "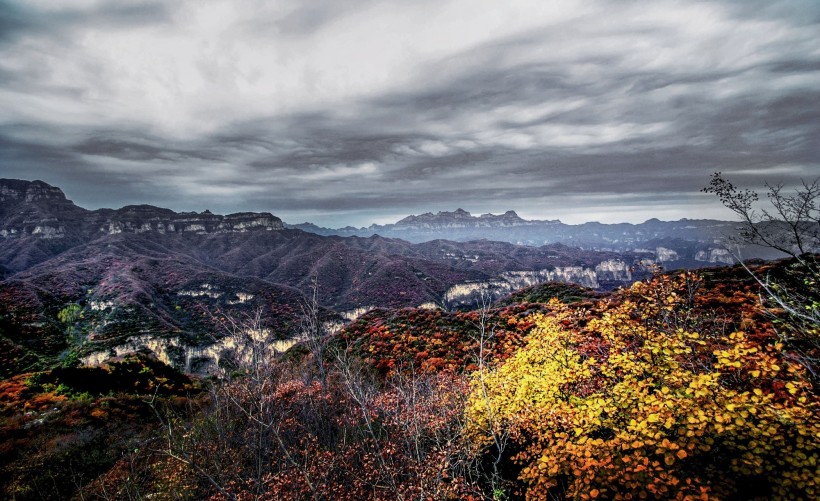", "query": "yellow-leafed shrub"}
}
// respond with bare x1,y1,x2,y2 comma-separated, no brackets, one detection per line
466,274,819,500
